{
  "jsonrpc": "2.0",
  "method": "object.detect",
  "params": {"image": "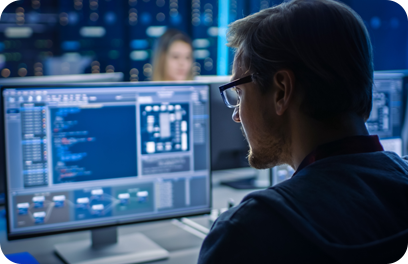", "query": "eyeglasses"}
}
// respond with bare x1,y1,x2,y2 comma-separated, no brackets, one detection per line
219,74,253,108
